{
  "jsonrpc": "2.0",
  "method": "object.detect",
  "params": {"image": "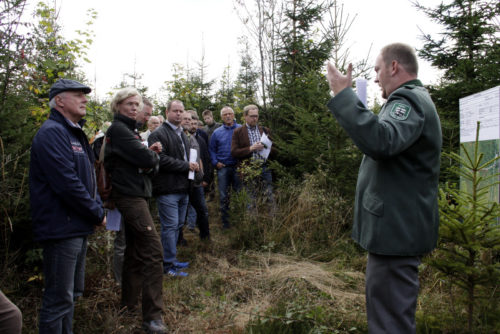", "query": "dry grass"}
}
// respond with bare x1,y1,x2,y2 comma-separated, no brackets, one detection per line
15,193,367,333
156,230,366,333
